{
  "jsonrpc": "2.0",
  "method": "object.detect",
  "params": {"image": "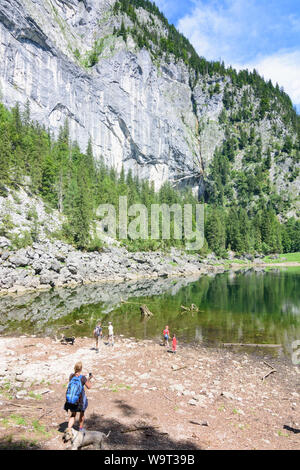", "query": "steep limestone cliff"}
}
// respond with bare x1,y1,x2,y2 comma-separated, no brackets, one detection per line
0,0,299,213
